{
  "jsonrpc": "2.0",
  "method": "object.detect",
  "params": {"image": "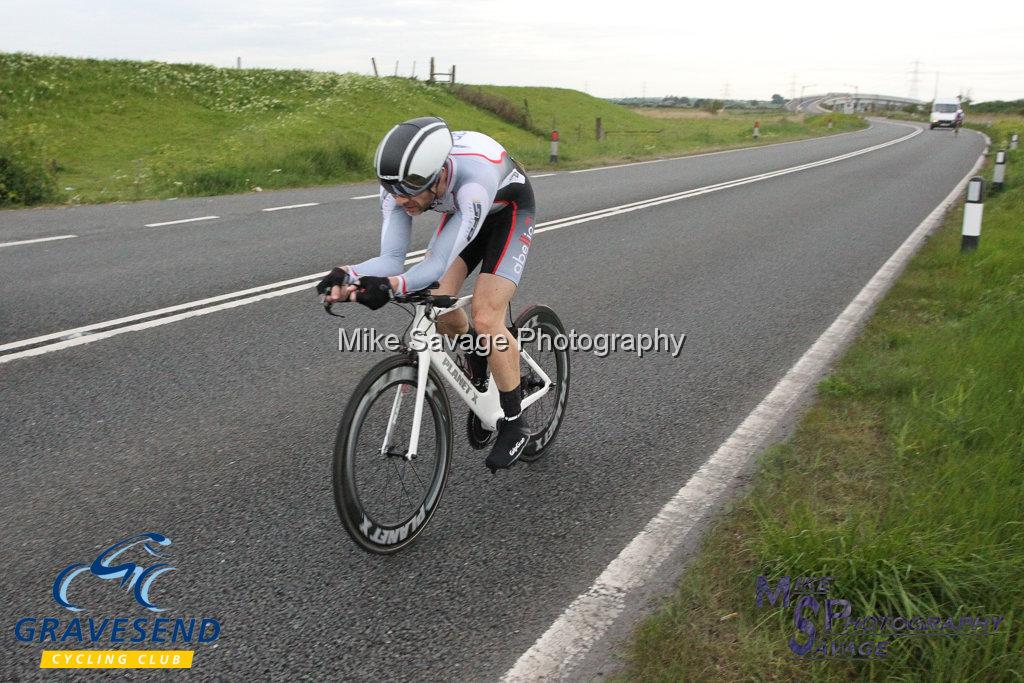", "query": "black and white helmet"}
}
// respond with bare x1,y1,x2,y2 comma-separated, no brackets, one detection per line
374,116,453,196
